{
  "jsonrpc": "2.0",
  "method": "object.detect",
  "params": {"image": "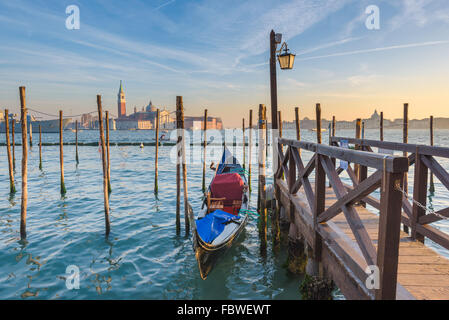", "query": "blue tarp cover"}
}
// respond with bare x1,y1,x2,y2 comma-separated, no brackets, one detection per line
196,210,240,244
